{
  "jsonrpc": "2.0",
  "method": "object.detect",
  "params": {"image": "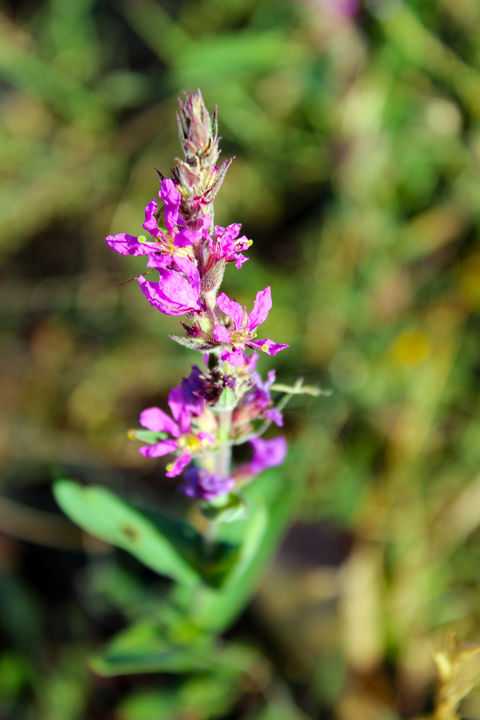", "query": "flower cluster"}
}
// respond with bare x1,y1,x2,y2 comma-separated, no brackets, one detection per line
108,90,290,503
